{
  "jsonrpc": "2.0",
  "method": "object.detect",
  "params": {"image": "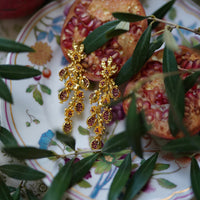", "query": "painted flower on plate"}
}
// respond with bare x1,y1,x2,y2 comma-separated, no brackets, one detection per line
38,130,55,149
